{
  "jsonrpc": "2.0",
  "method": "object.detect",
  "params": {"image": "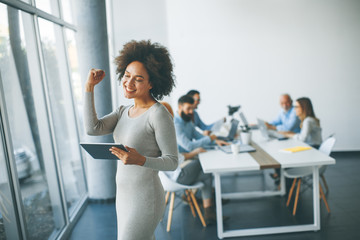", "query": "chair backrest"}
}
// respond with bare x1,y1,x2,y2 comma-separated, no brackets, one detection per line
285,136,336,178
158,171,204,192
319,137,336,156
